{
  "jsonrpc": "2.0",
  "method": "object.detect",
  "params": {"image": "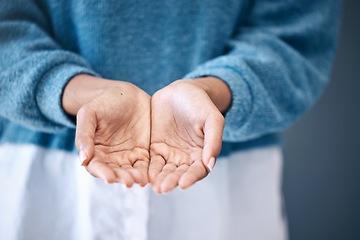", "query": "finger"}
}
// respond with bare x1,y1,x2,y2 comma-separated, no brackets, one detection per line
132,160,149,187
106,163,136,188
202,112,225,172
127,169,147,187
75,106,97,166
148,155,166,184
152,162,177,194
160,164,189,193
178,160,208,190
113,168,136,188
85,160,117,184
